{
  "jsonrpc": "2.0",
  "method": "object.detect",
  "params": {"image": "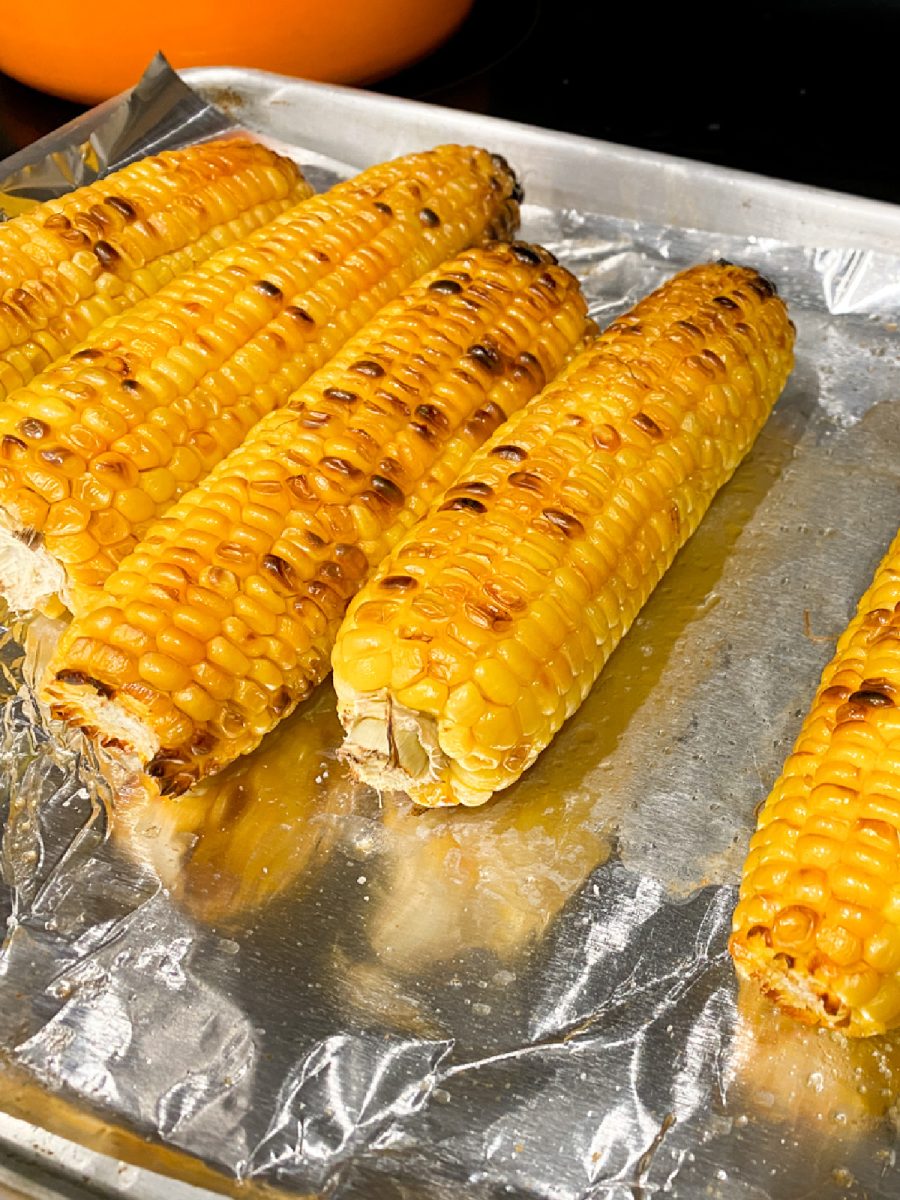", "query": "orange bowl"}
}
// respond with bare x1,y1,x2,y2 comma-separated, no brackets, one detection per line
0,0,474,104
